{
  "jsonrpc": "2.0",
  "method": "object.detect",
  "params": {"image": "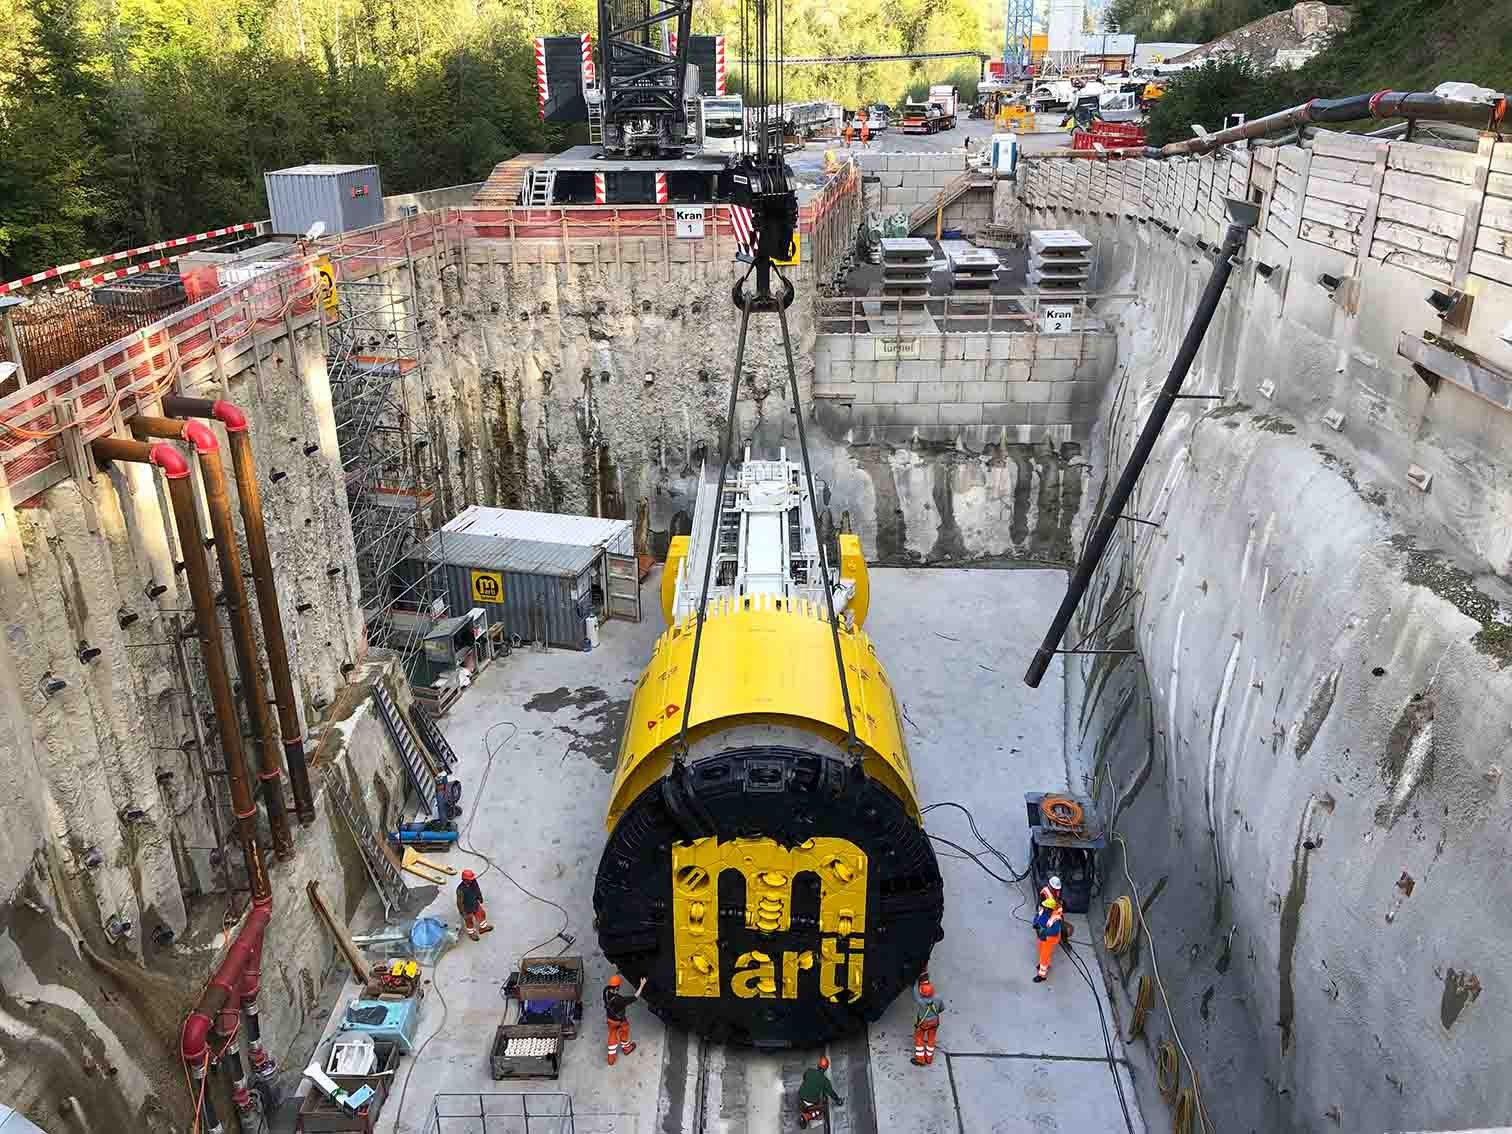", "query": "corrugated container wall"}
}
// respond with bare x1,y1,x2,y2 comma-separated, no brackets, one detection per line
434,563,596,650
264,164,385,236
